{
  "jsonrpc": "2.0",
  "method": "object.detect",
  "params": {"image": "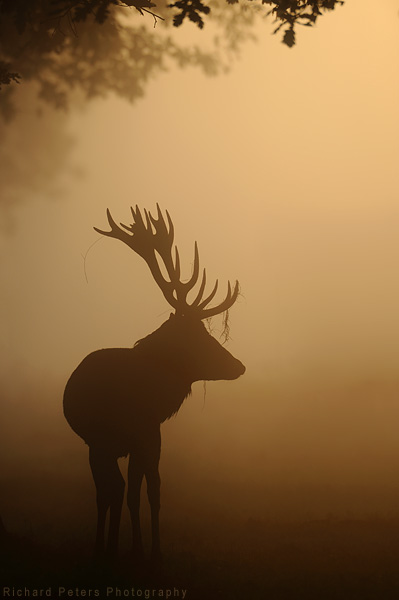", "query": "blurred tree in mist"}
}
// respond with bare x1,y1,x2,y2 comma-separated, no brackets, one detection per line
0,87,76,230
0,0,344,117
0,0,343,224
